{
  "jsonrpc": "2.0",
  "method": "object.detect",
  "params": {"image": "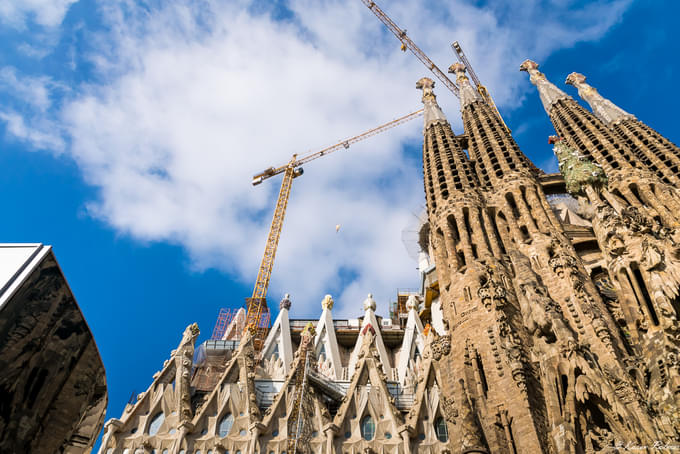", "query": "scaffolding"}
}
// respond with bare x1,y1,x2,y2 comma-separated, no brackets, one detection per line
211,308,234,340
